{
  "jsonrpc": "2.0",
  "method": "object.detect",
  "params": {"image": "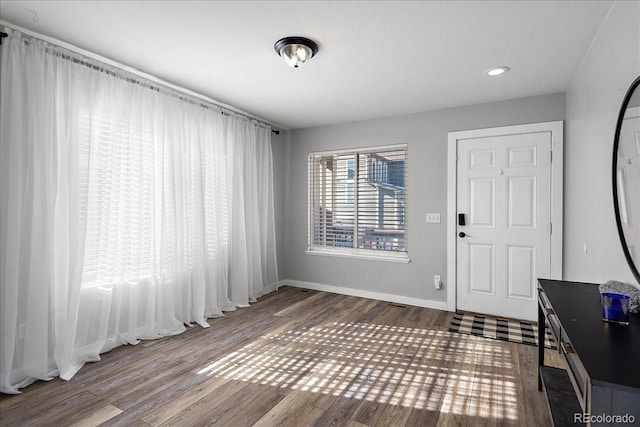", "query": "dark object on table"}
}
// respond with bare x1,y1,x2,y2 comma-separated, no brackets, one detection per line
599,280,640,313
601,292,630,325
